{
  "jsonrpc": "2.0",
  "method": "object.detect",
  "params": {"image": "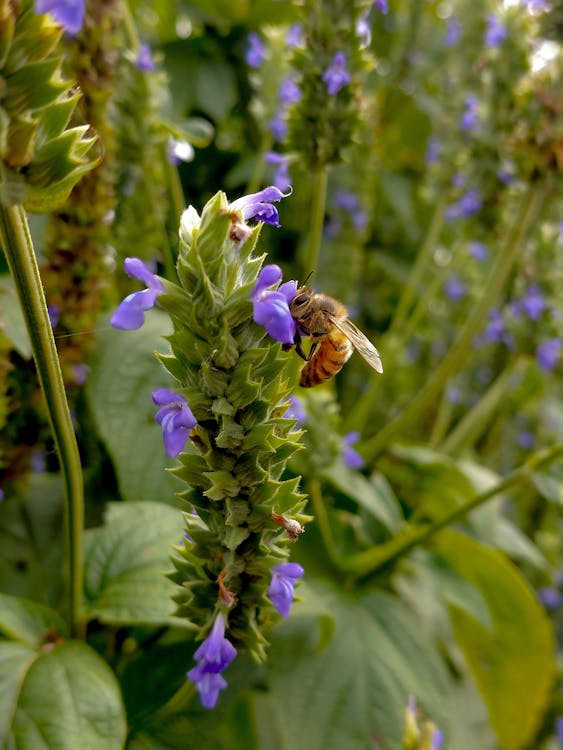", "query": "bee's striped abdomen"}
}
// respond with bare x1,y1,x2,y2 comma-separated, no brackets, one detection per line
299,333,353,387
